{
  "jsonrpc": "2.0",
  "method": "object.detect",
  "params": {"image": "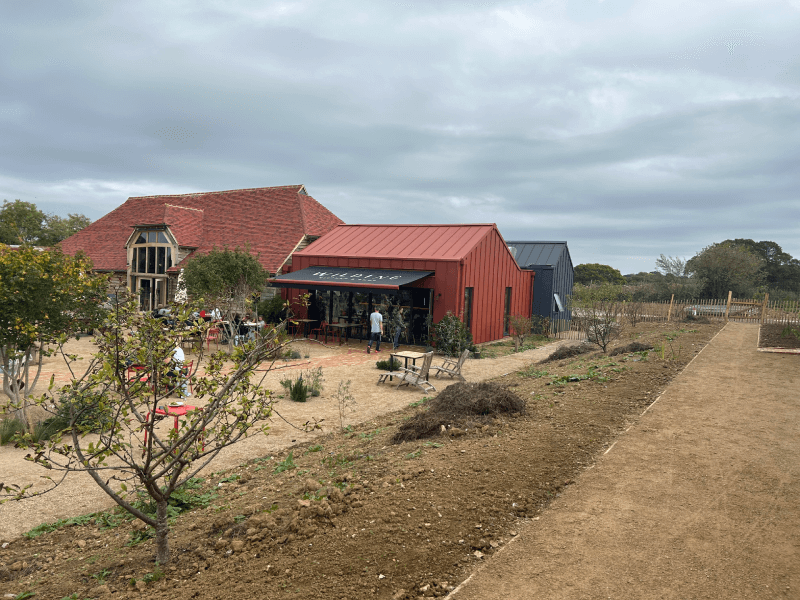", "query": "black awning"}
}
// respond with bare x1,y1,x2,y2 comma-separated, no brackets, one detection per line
270,266,433,294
